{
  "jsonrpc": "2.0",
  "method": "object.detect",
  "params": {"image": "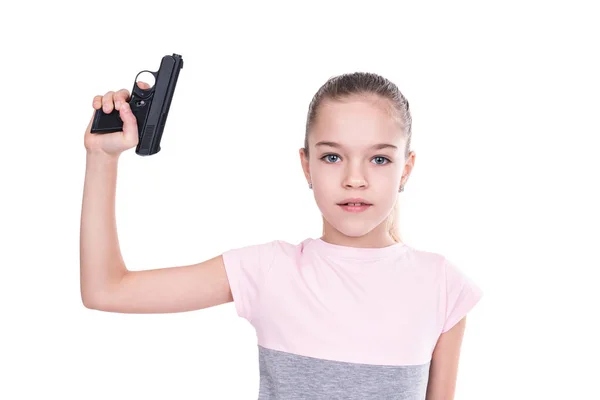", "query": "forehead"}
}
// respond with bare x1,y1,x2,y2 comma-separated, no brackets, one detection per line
309,96,404,149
